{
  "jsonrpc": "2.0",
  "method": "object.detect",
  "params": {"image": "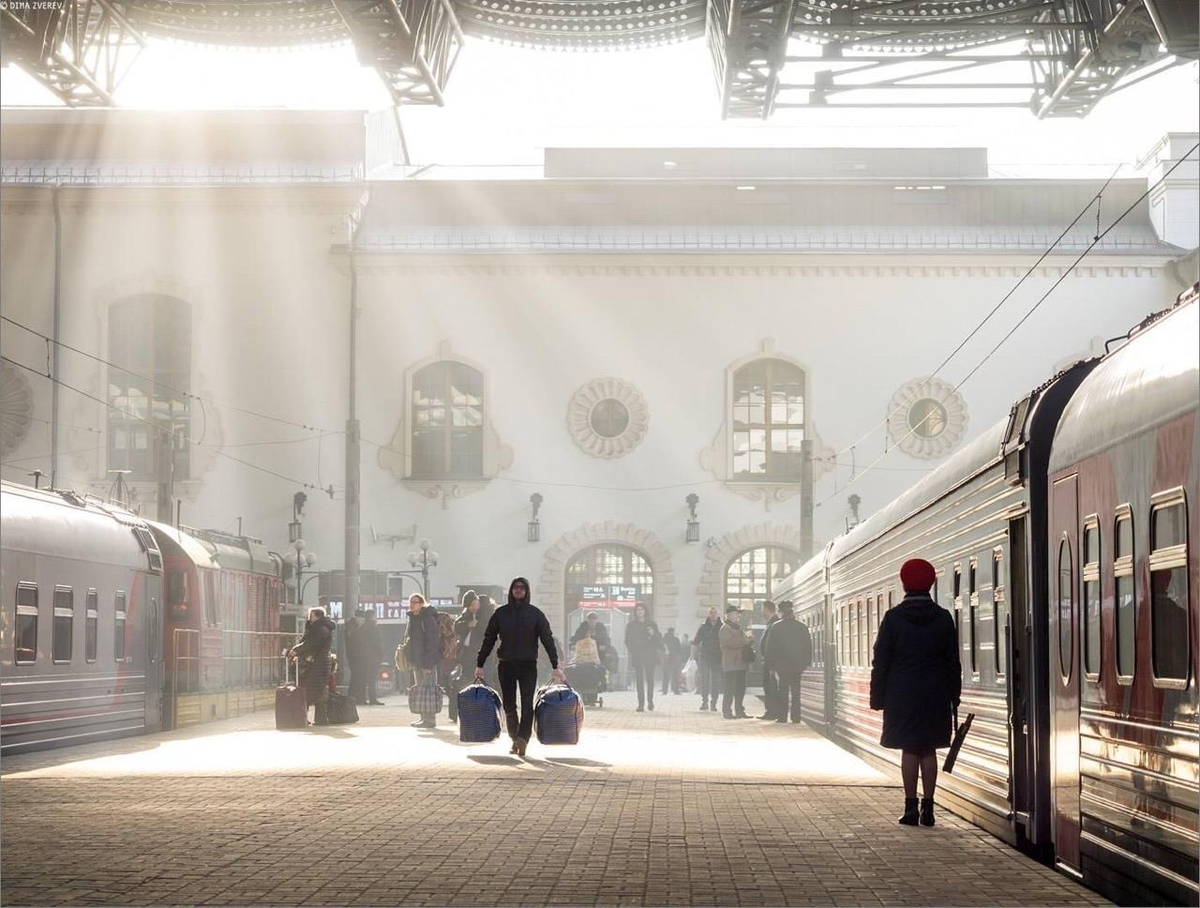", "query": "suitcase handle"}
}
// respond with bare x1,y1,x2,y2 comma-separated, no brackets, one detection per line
282,654,299,686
